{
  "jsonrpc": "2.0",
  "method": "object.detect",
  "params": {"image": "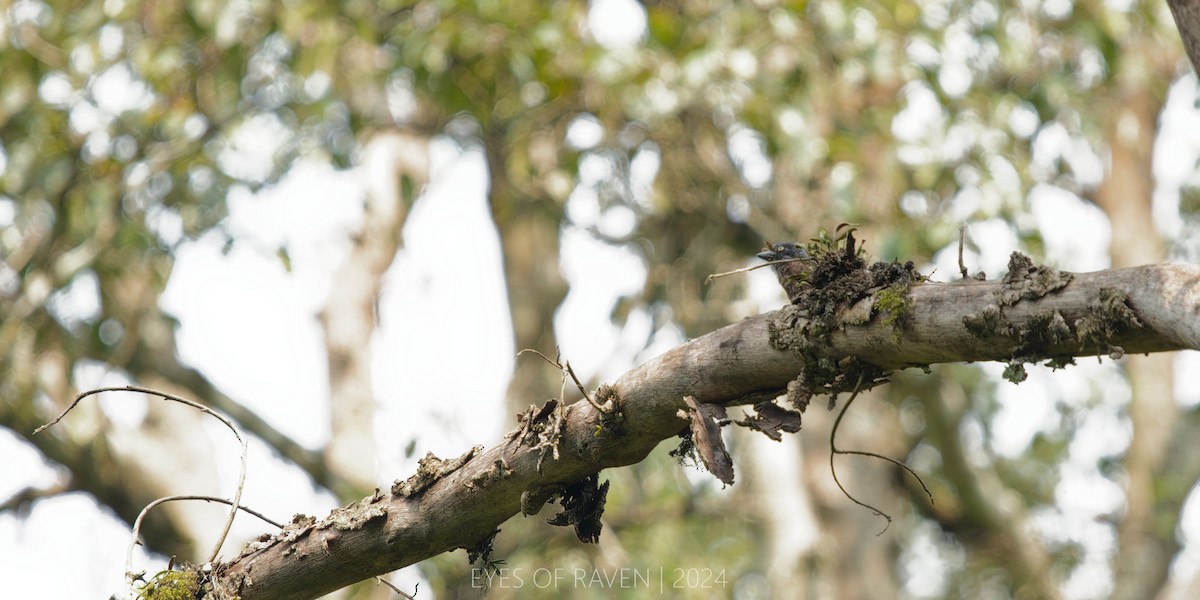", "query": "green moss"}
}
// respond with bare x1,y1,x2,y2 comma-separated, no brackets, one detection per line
874,282,912,339
136,570,201,600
